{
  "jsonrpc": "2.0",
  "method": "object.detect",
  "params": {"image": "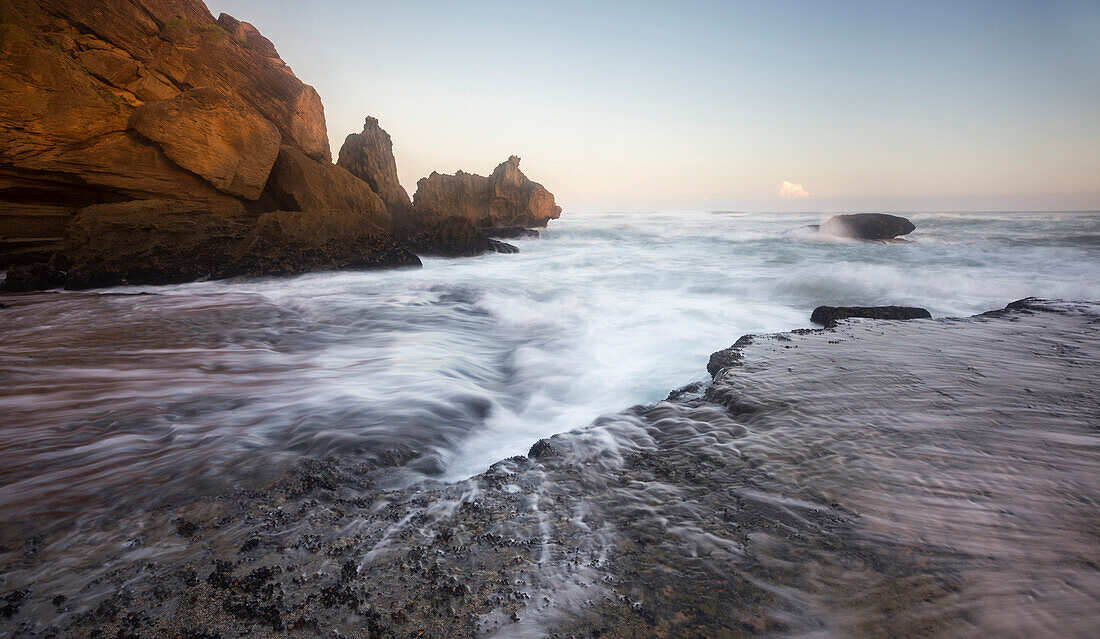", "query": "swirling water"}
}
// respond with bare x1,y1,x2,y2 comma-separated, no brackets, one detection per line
1,211,1098,537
